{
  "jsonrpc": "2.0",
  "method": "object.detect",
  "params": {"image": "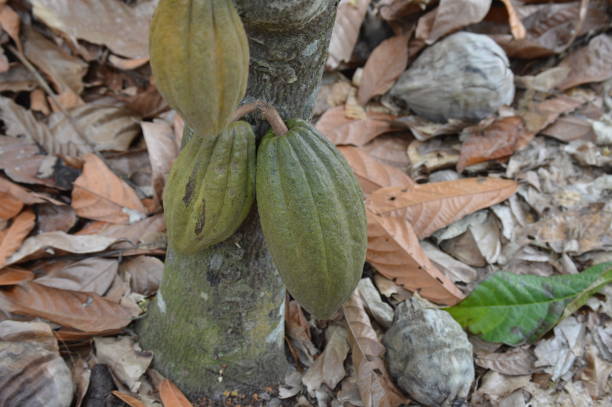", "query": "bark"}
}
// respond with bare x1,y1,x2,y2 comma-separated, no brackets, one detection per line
136,0,339,398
